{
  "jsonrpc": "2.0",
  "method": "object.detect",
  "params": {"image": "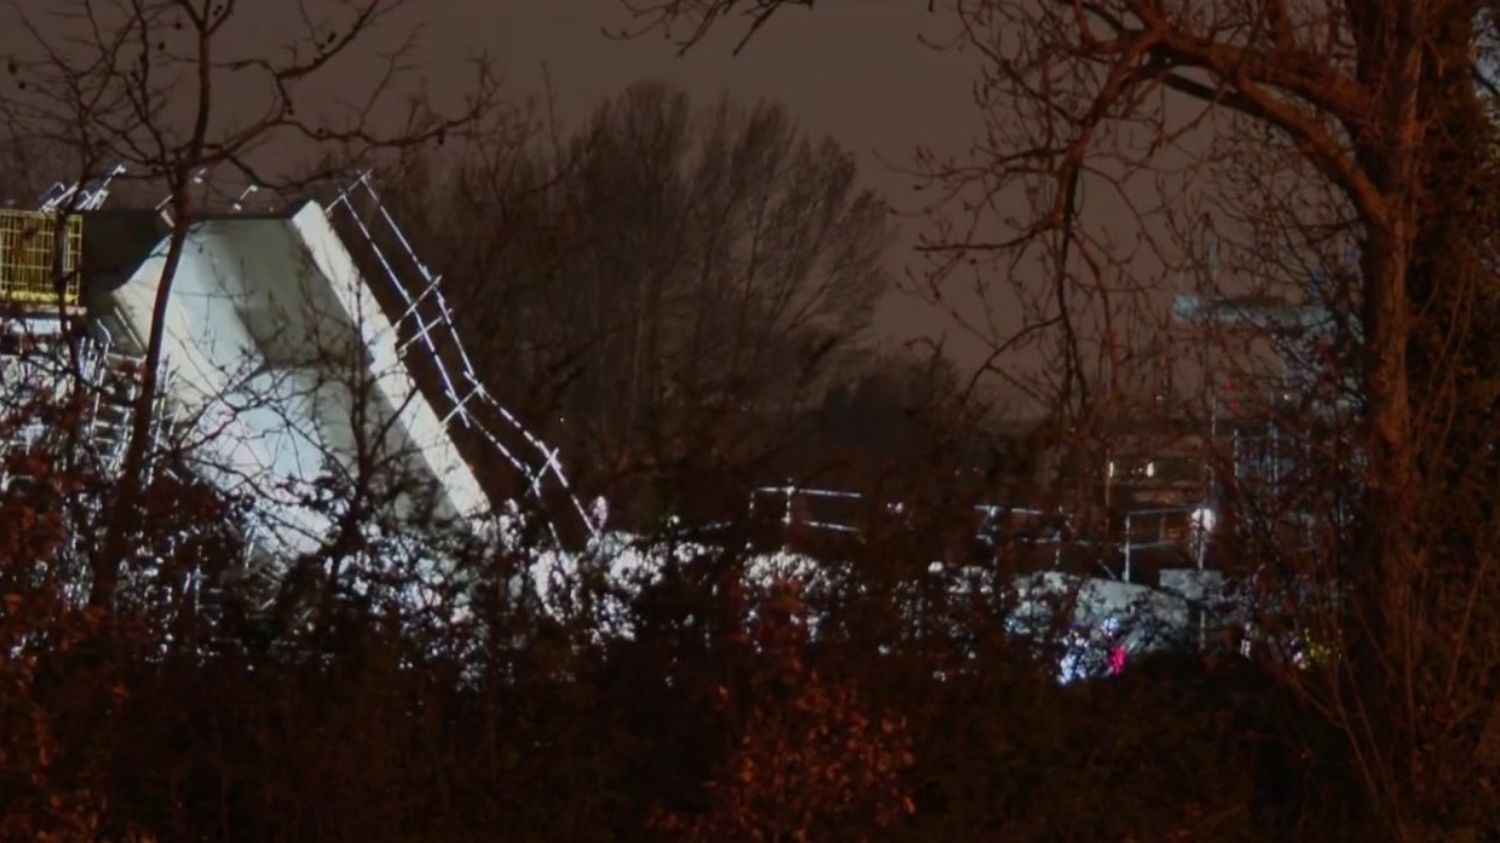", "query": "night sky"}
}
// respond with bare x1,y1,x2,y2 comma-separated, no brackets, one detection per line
349,0,984,355
2,1,989,359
